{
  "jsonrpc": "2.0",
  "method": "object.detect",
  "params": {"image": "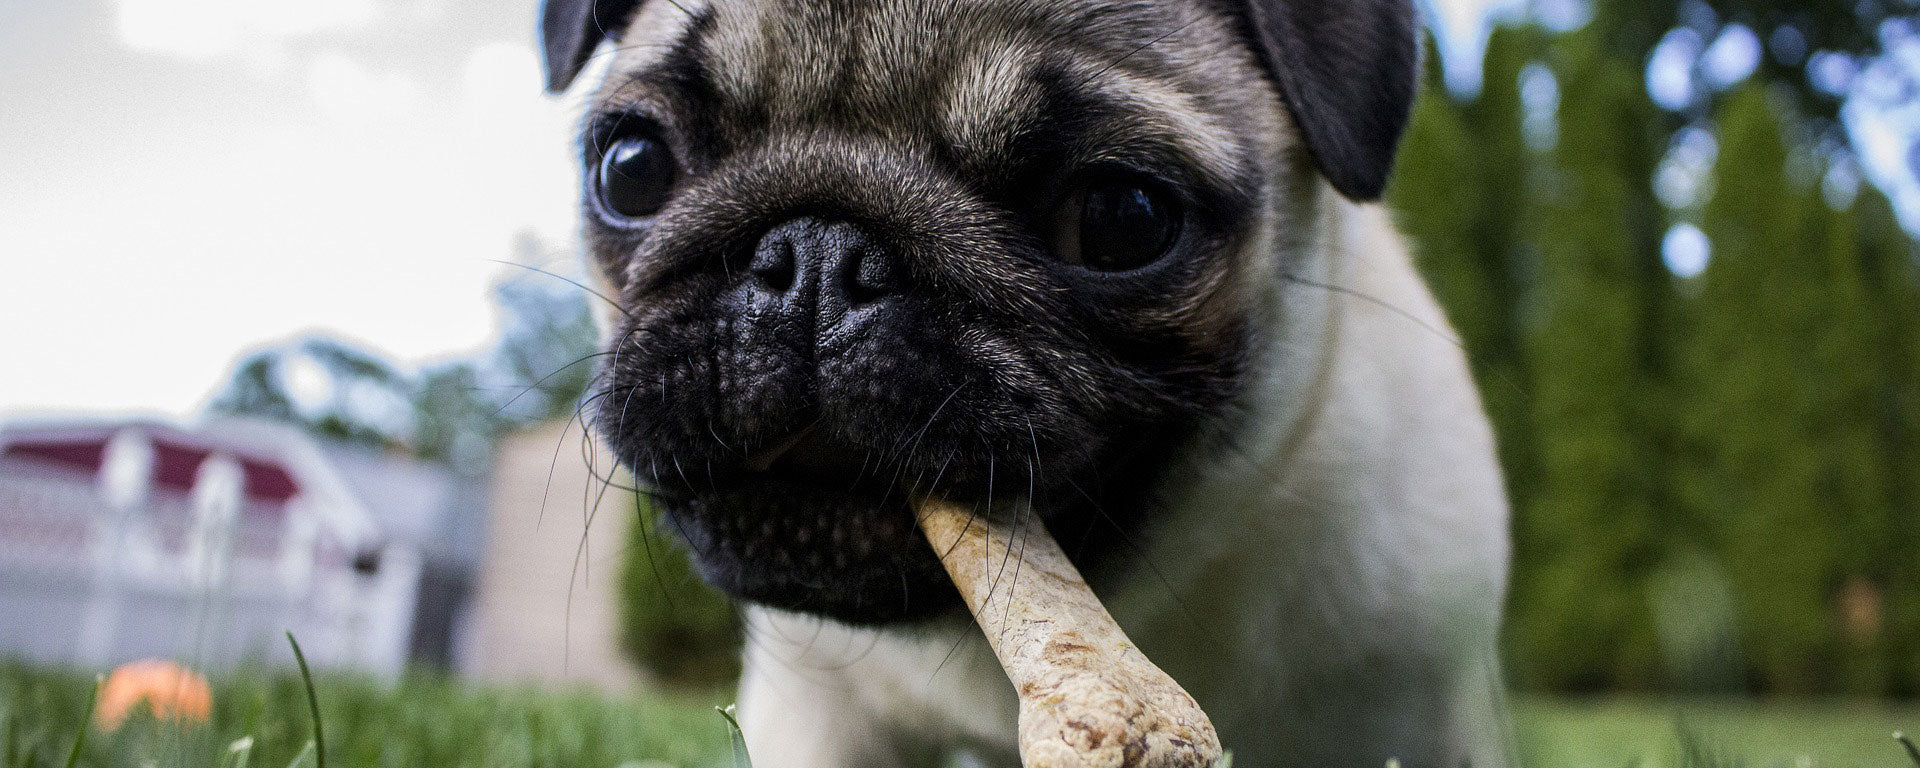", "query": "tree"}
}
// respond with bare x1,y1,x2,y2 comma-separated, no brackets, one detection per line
1853,187,1920,693
486,235,602,427
617,494,743,688
1506,36,1676,692
207,337,416,452
1679,86,1890,694
206,234,600,472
